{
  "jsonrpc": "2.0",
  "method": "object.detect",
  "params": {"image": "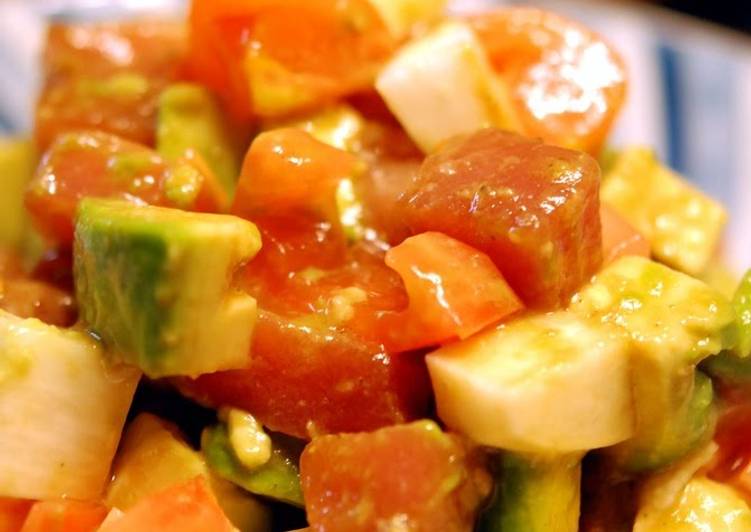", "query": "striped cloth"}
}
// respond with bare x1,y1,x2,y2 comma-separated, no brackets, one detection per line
1,0,748,270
